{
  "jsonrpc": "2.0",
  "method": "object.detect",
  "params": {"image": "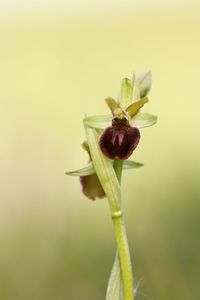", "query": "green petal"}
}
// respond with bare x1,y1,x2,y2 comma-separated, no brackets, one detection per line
119,77,133,109
105,97,120,114
126,97,148,118
130,112,157,128
65,162,95,176
137,70,152,98
84,114,112,130
66,160,143,177
123,160,143,169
